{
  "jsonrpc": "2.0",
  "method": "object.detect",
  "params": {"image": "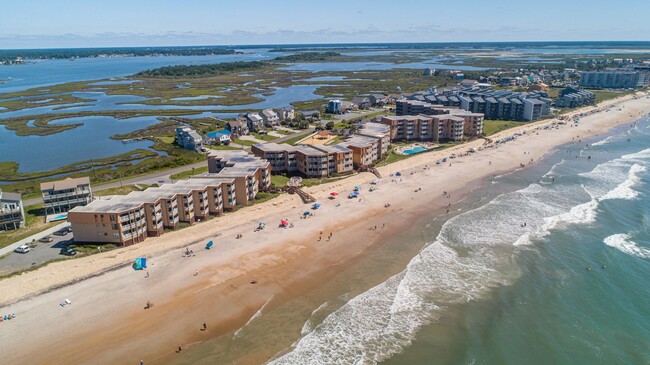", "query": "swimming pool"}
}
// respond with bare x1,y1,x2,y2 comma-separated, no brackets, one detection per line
51,213,68,221
402,146,428,155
